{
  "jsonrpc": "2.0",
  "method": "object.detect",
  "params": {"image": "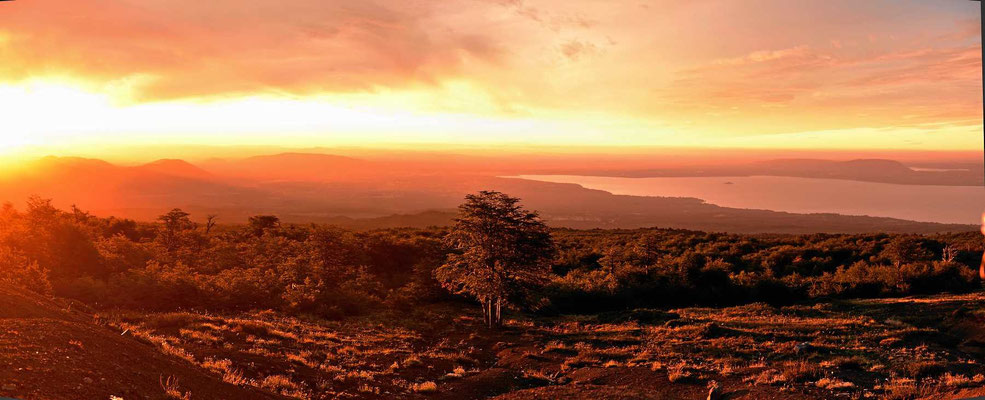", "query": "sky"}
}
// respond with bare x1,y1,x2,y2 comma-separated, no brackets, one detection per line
0,0,981,158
